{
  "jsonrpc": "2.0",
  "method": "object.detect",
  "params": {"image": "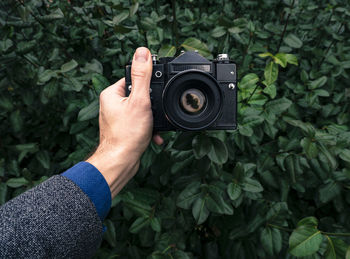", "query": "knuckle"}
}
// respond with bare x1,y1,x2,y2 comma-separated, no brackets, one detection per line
99,90,108,101
130,97,151,109
131,68,148,79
